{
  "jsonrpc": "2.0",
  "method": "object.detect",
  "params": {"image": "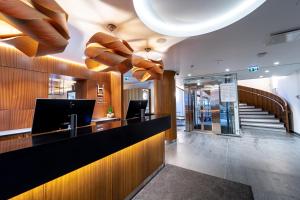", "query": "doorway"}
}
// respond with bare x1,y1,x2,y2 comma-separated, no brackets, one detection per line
184,74,240,135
